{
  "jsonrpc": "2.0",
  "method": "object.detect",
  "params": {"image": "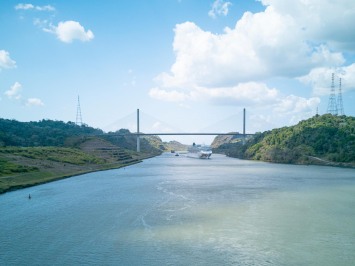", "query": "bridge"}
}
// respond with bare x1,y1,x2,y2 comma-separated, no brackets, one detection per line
108,109,253,152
